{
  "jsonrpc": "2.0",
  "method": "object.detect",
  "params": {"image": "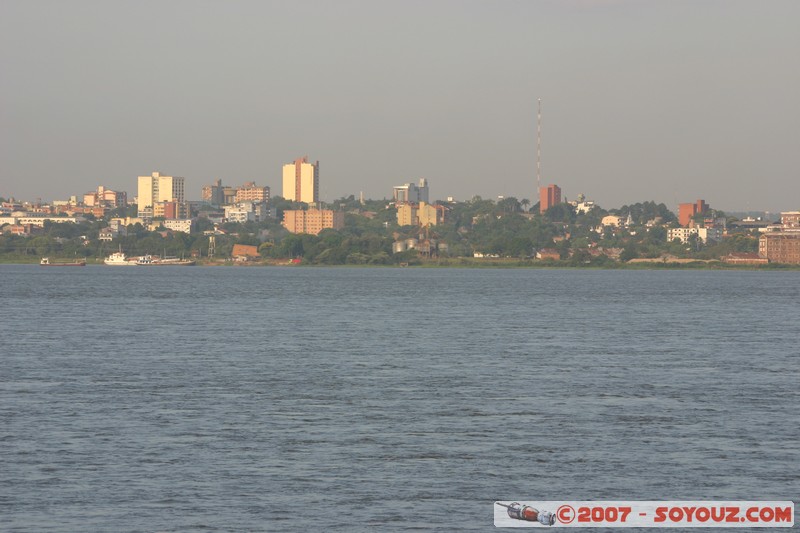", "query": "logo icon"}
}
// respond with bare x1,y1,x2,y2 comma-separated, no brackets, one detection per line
557,504,576,524
496,502,556,525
